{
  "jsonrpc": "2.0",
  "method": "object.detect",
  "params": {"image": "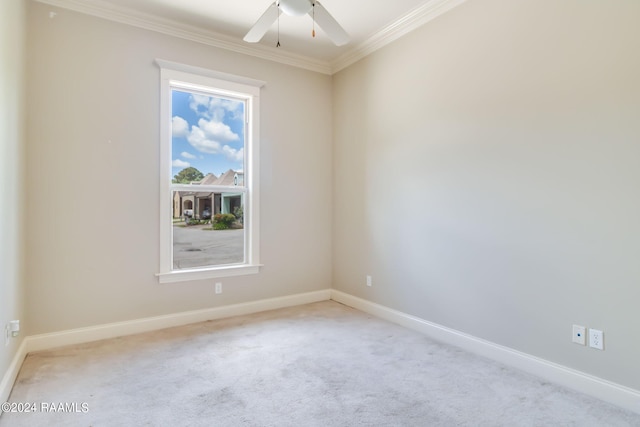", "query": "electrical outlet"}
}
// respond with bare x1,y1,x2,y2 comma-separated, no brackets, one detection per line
9,320,19,337
589,329,604,350
366,275,372,287
572,325,586,345
215,282,222,294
